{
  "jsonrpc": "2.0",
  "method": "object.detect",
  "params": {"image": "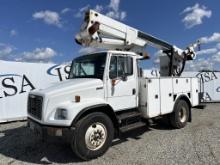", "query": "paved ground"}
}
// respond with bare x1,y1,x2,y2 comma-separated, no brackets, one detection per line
0,104,220,165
